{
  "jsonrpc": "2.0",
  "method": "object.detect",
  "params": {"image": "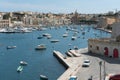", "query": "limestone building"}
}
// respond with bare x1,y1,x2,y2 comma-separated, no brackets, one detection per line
88,22,120,58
